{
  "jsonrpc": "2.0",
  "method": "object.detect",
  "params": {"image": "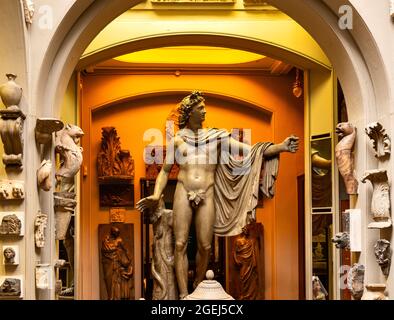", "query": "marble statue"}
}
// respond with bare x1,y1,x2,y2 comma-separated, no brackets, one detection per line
137,91,299,299
335,122,358,194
